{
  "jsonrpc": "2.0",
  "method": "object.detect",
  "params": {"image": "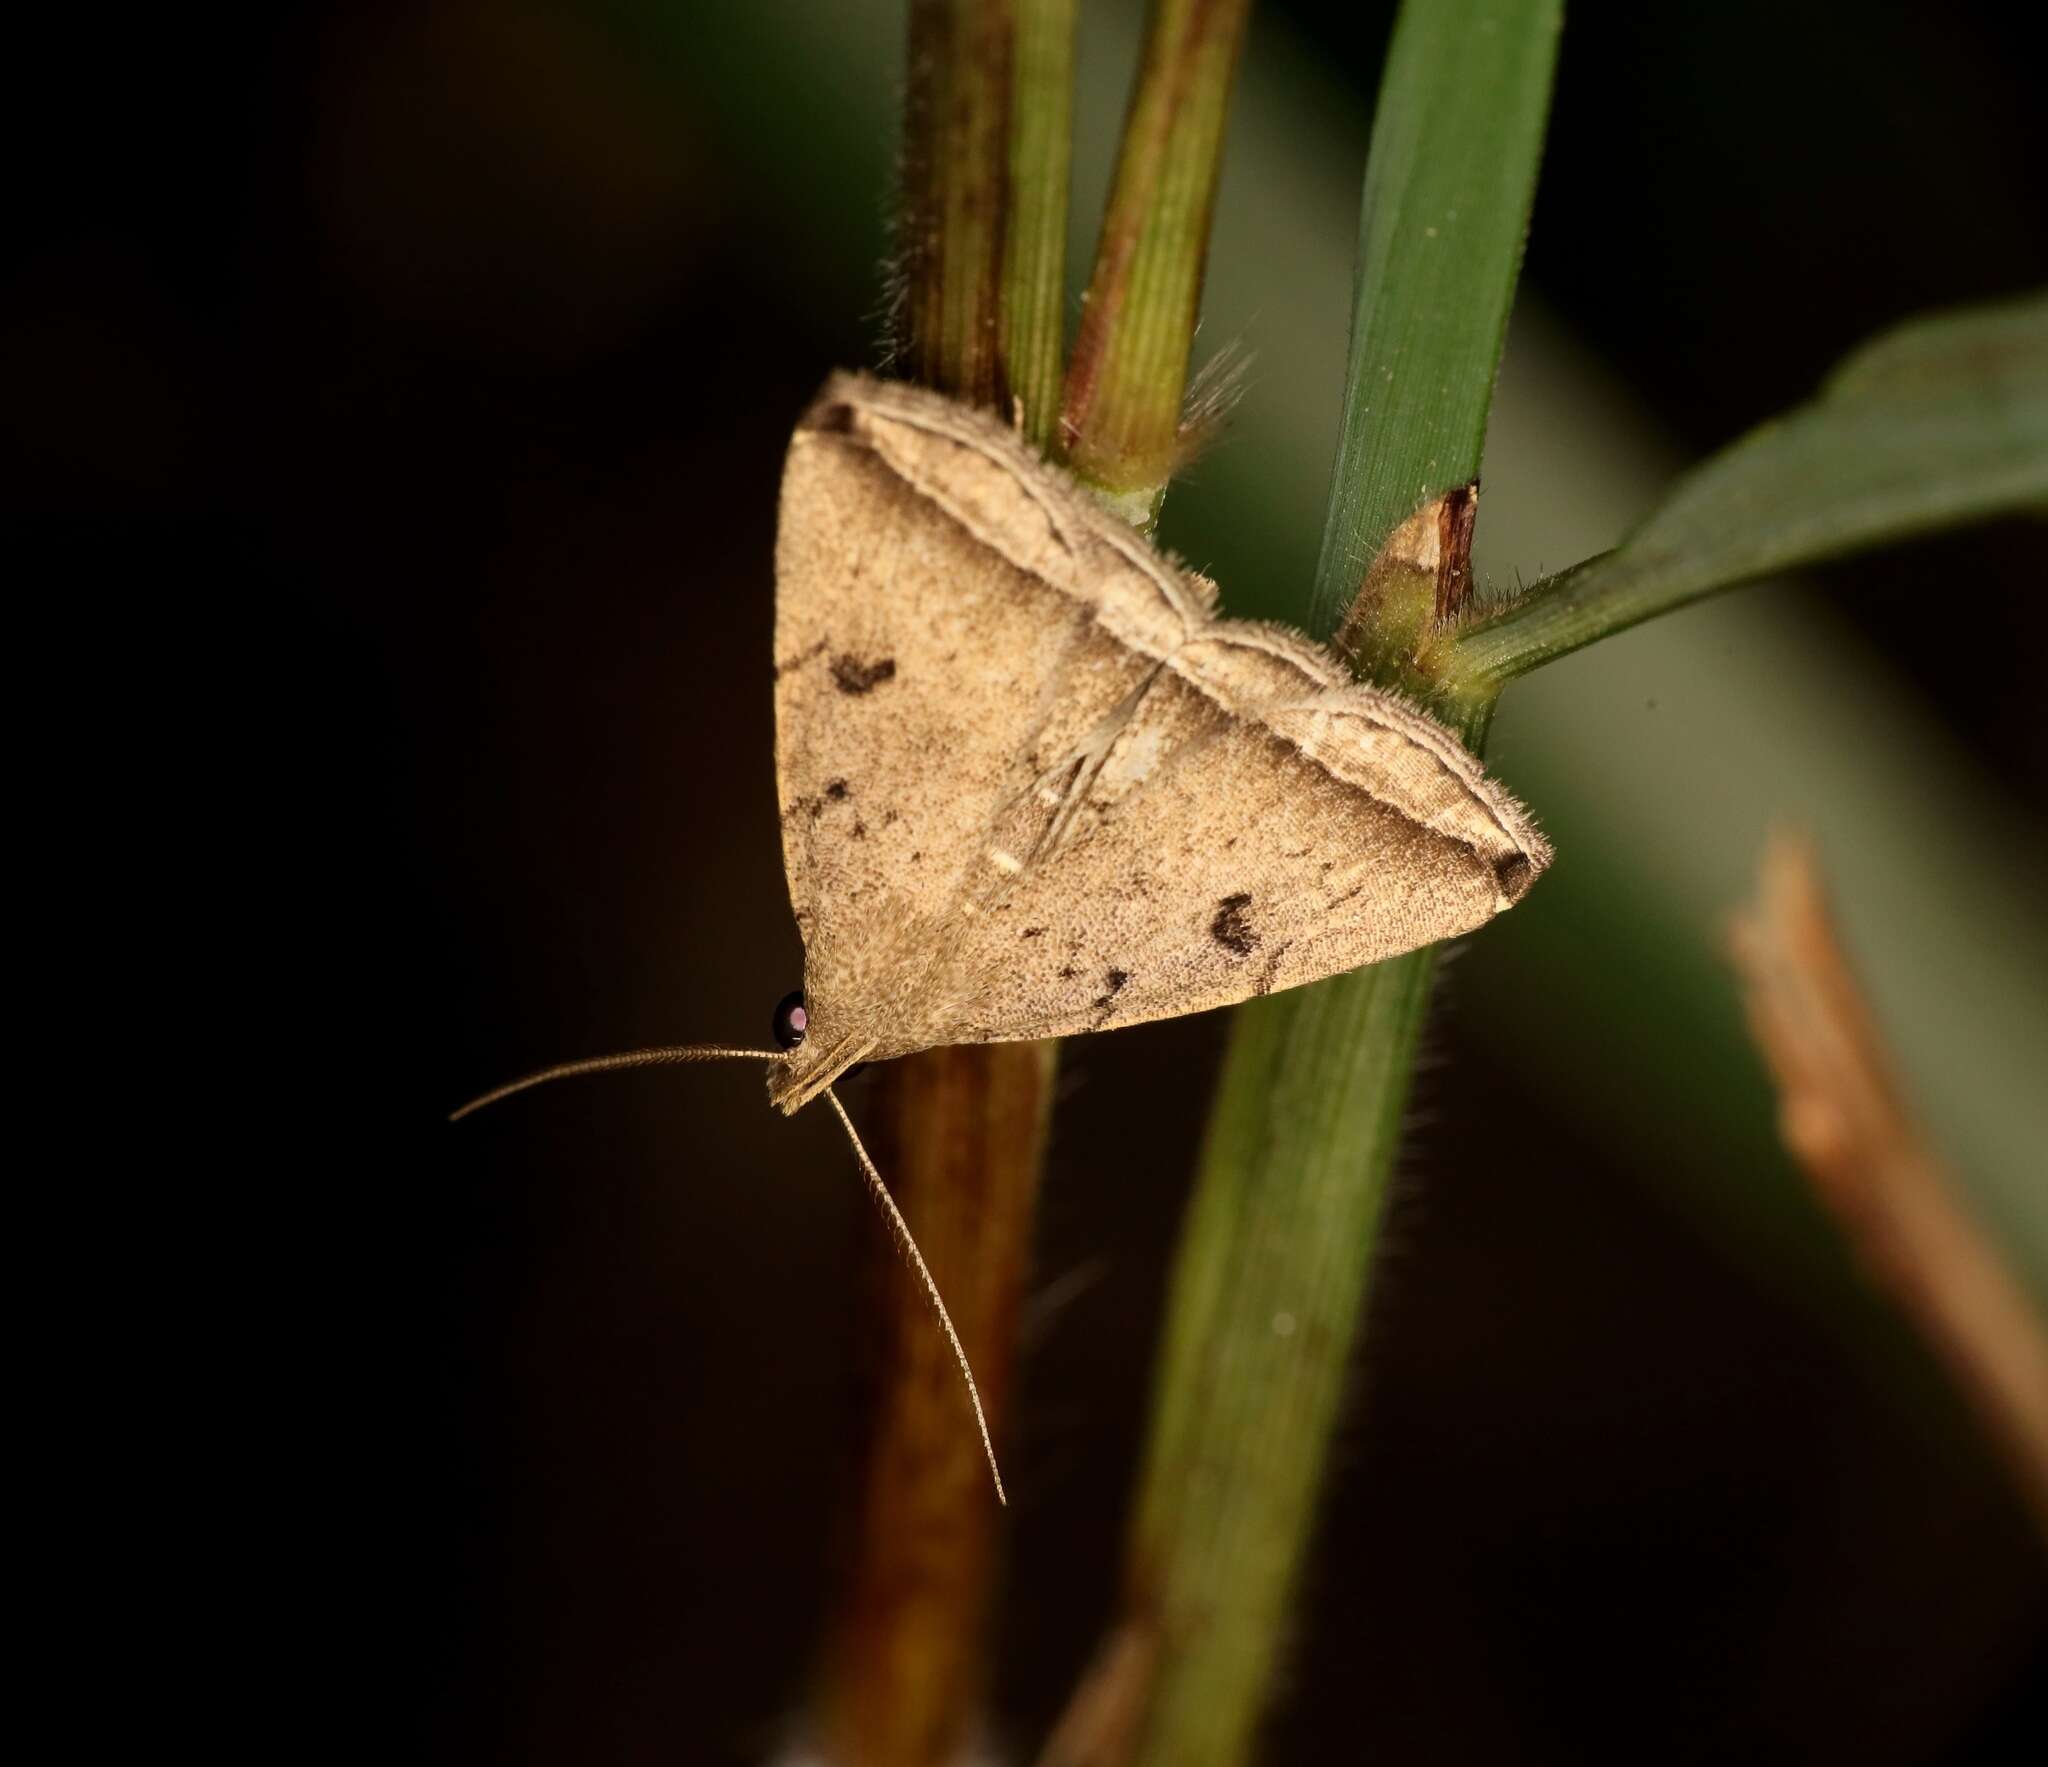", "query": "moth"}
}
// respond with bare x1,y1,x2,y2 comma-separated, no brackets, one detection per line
455,373,1551,1501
